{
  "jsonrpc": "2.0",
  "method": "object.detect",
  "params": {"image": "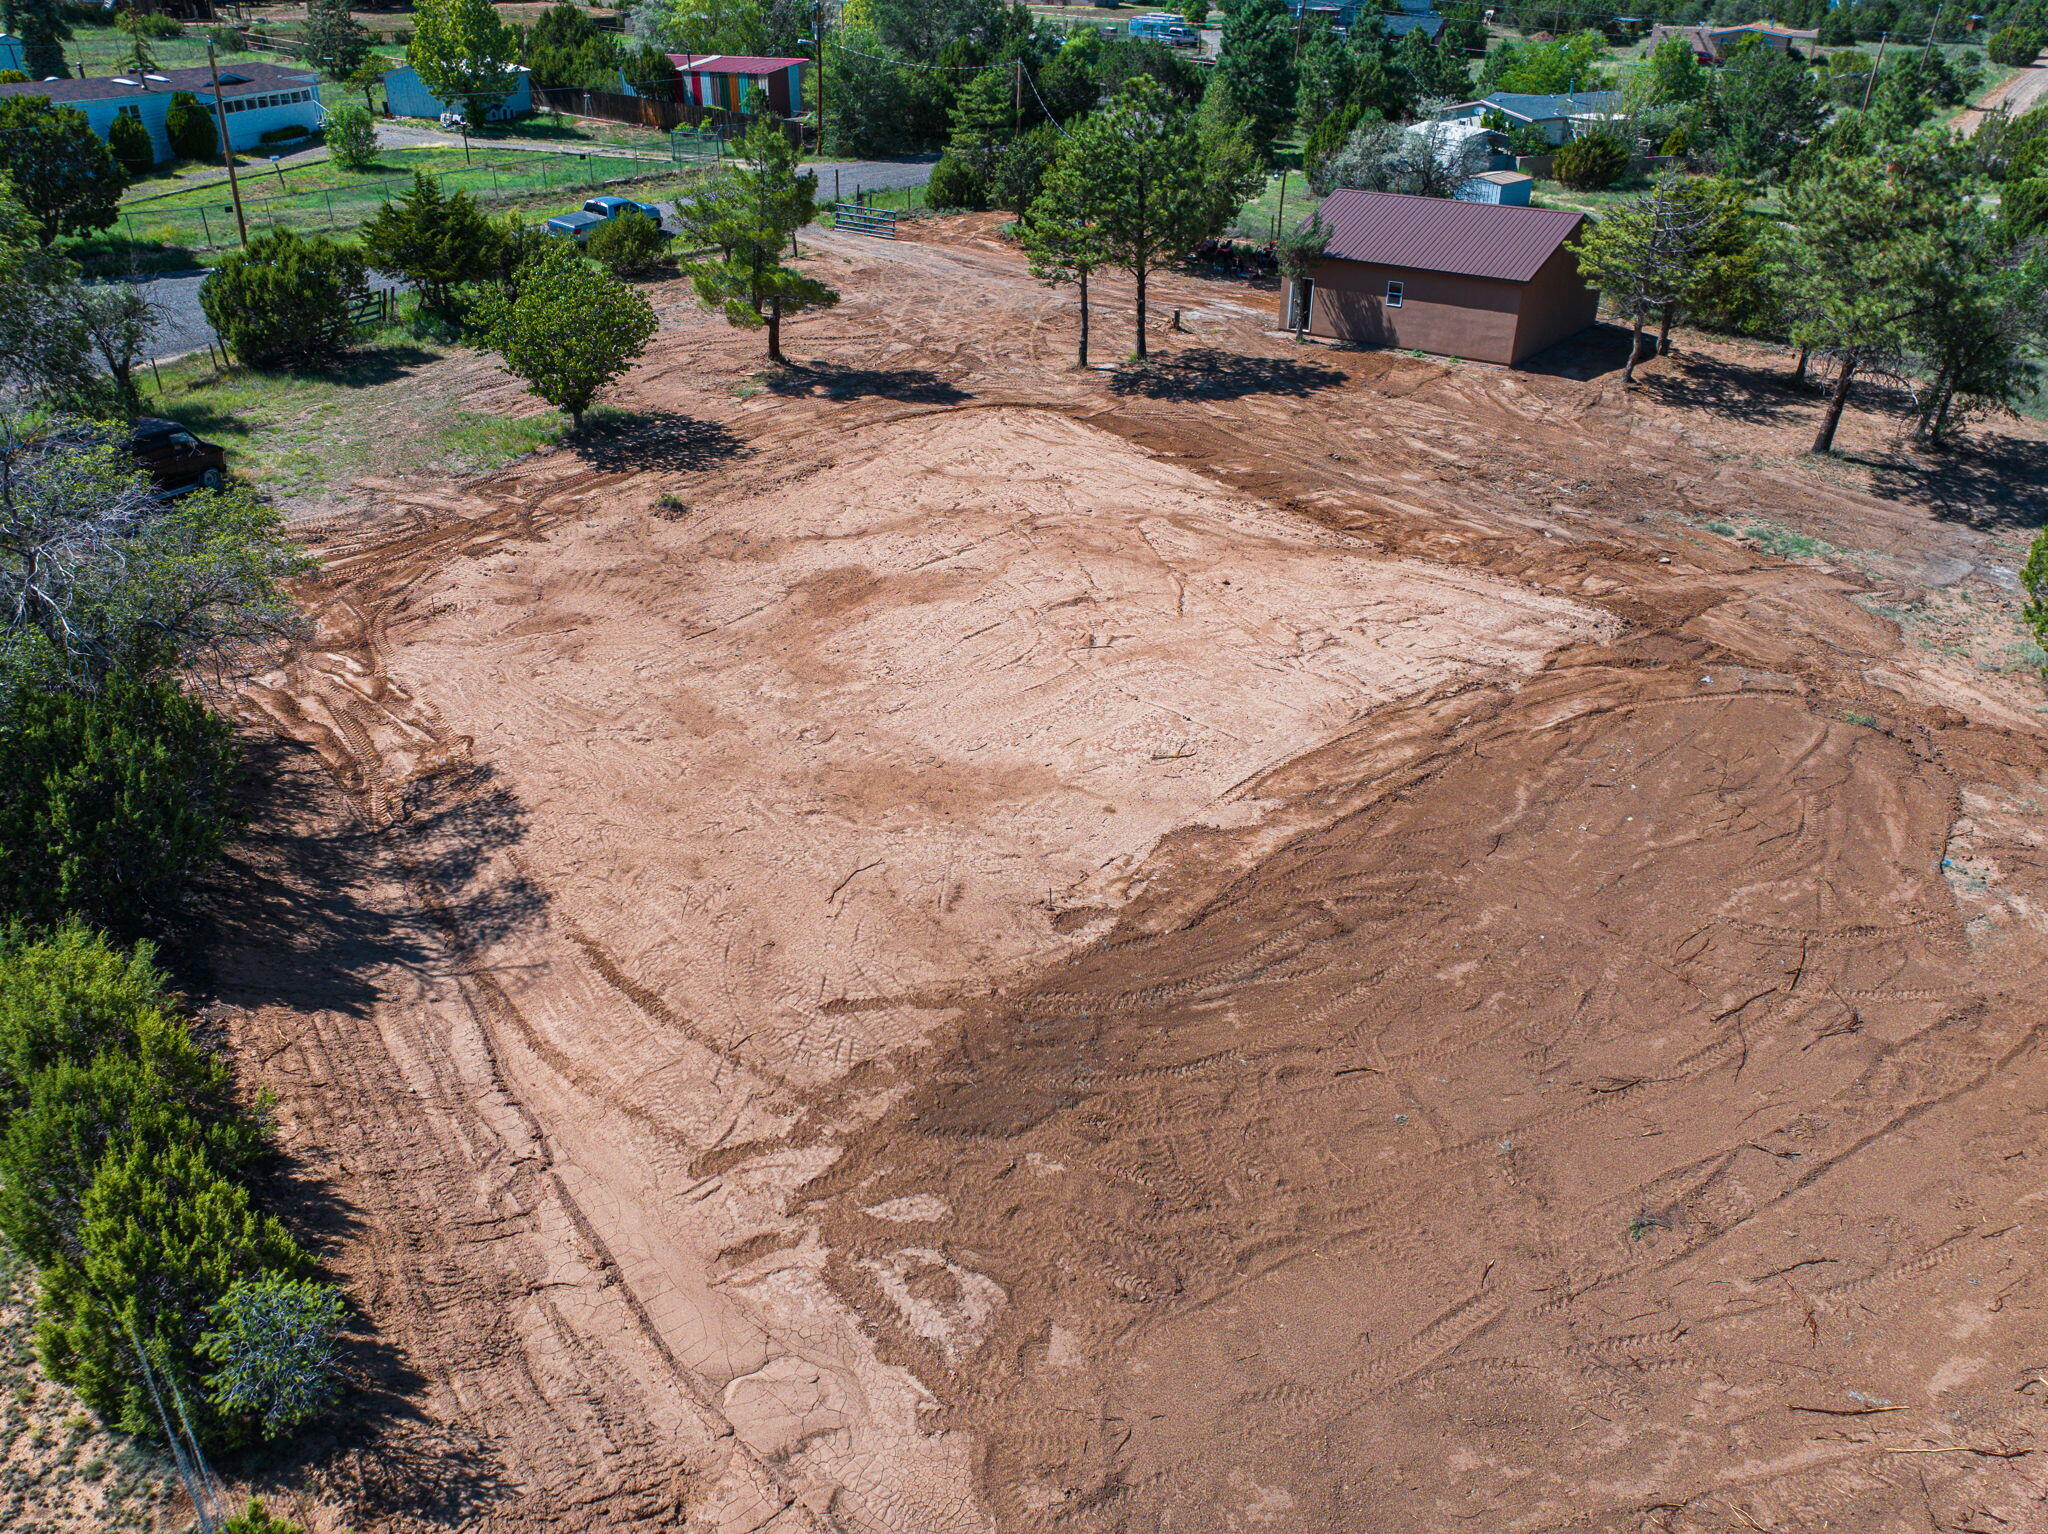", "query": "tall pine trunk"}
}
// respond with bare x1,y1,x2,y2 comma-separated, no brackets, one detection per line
766,299,784,365
1791,344,1812,388
1812,352,1857,454
1134,261,1148,360
1077,269,1090,368
1657,302,1674,355
1623,307,1646,384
